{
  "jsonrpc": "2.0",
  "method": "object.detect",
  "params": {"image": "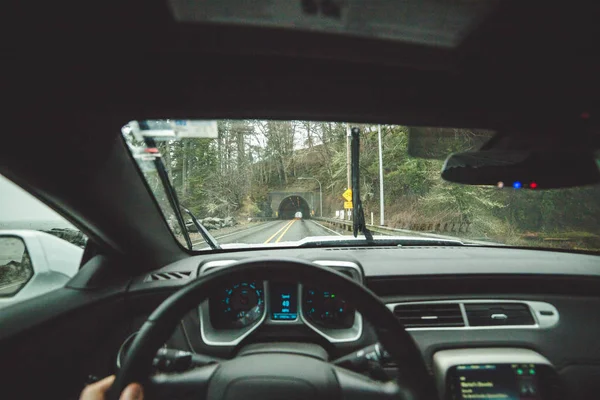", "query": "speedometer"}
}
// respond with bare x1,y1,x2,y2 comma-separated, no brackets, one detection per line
210,282,264,329
302,287,355,329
